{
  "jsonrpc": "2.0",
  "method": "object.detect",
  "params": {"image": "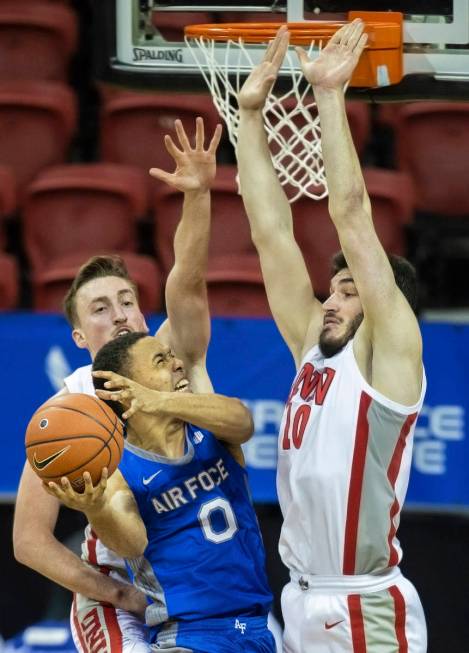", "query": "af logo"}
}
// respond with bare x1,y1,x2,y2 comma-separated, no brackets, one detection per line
235,618,247,634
